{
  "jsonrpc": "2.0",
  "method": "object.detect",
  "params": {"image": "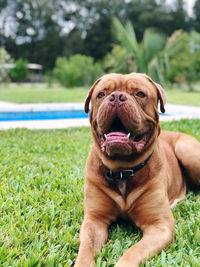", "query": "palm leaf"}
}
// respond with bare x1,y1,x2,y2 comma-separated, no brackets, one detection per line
112,17,139,56
148,56,165,84
124,21,139,54
138,49,147,73
143,29,166,63
165,31,187,57
112,18,186,84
